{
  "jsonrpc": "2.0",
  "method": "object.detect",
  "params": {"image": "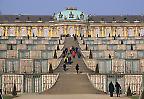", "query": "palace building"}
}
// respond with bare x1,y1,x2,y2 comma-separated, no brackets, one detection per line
0,7,144,37
0,7,144,95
